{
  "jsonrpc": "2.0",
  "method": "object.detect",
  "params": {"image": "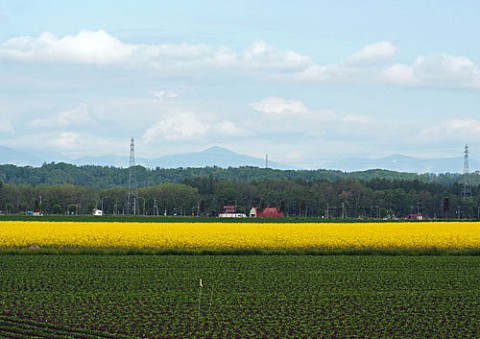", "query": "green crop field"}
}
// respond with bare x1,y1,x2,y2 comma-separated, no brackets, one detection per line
1,255,479,337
